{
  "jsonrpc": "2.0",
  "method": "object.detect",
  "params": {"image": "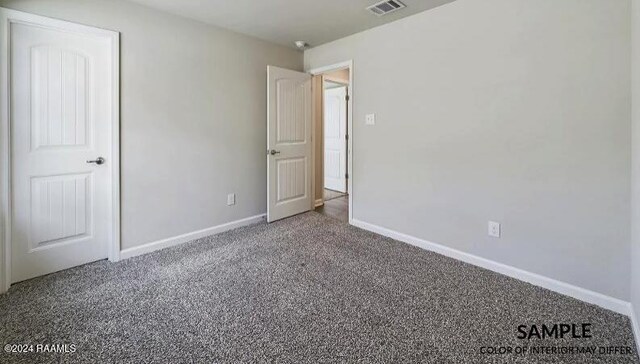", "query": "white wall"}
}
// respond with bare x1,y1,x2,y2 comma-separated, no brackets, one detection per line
0,0,303,249
305,0,631,300
631,0,640,343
